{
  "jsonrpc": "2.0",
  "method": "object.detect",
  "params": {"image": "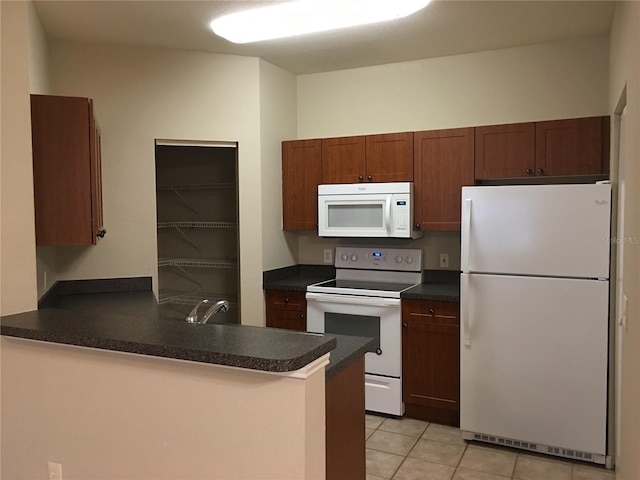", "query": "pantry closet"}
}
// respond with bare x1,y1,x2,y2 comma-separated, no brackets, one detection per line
155,141,239,323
